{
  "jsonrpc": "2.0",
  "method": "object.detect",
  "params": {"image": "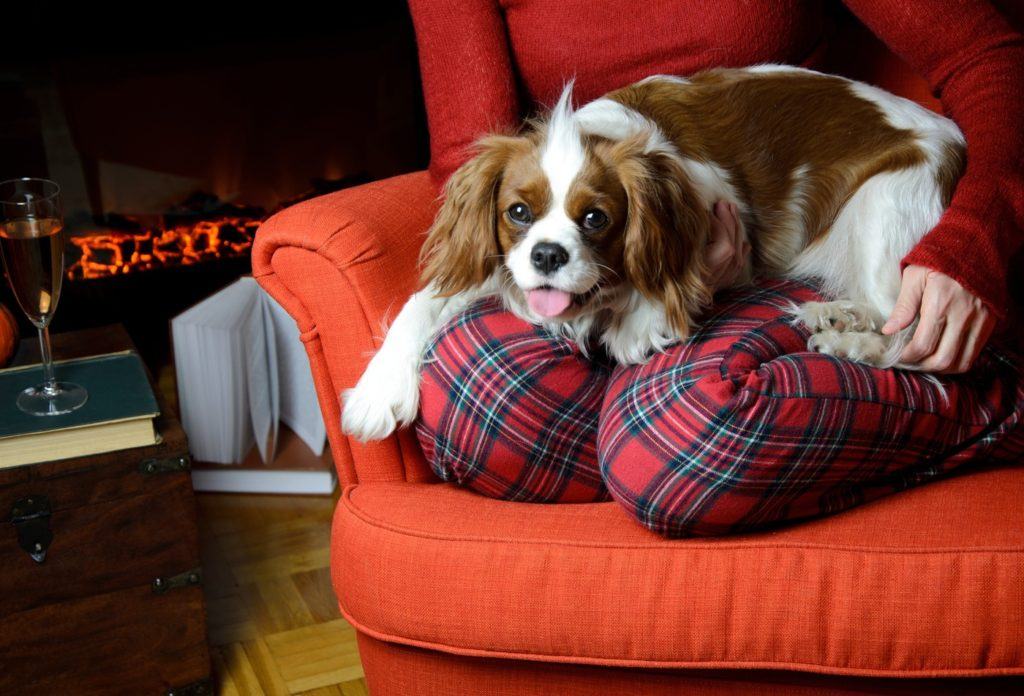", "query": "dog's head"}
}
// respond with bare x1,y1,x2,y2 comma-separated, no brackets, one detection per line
420,85,712,338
